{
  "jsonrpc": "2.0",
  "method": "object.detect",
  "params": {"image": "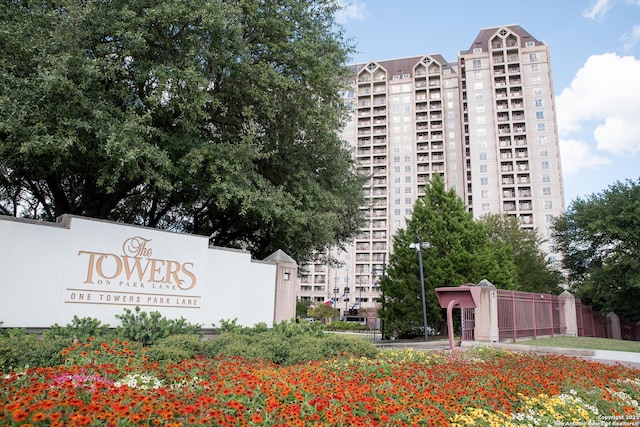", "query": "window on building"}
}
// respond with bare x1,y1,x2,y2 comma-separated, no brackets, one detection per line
538,135,547,144
525,41,535,47
479,152,488,160
531,63,540,71
529,53,539,62
481,190,489,198
474,70,482,79
394,176,401,183
541,161,549,169
395,187,401,194
540,149,549,157
405,165,411,172
404,176,411,182
404,155,411,162
542,174,551,183
394,208,401,215
473,81,483,90
405,208,413,215
475,93,483,101
480,164,488,173
476,104,485,112
394,198,401,205
405,186,411,193
394,156,400,162
544,201,553,209
533,88,542,96
481,177,489,185
537,123,546,132
535,111,544,119
543,187,552,196
482,203,490,211
472,58,482,69
545,214,554,224
534,99,543,108
394,166,400,173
